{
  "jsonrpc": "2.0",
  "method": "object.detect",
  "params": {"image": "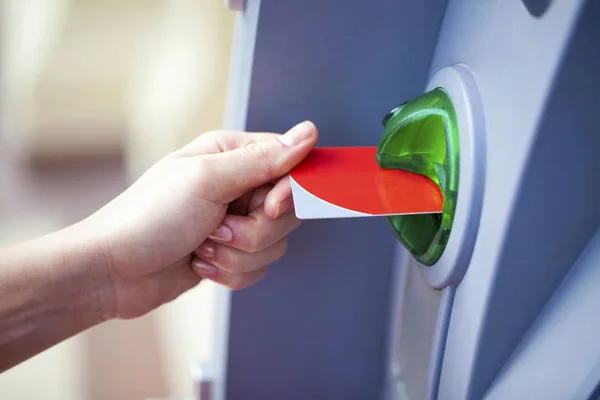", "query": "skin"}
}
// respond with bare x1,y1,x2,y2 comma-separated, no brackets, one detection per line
0,121,318,373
